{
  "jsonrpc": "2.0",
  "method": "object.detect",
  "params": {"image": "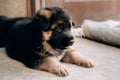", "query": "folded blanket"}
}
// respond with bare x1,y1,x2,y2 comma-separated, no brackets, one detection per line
81,20,120,47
